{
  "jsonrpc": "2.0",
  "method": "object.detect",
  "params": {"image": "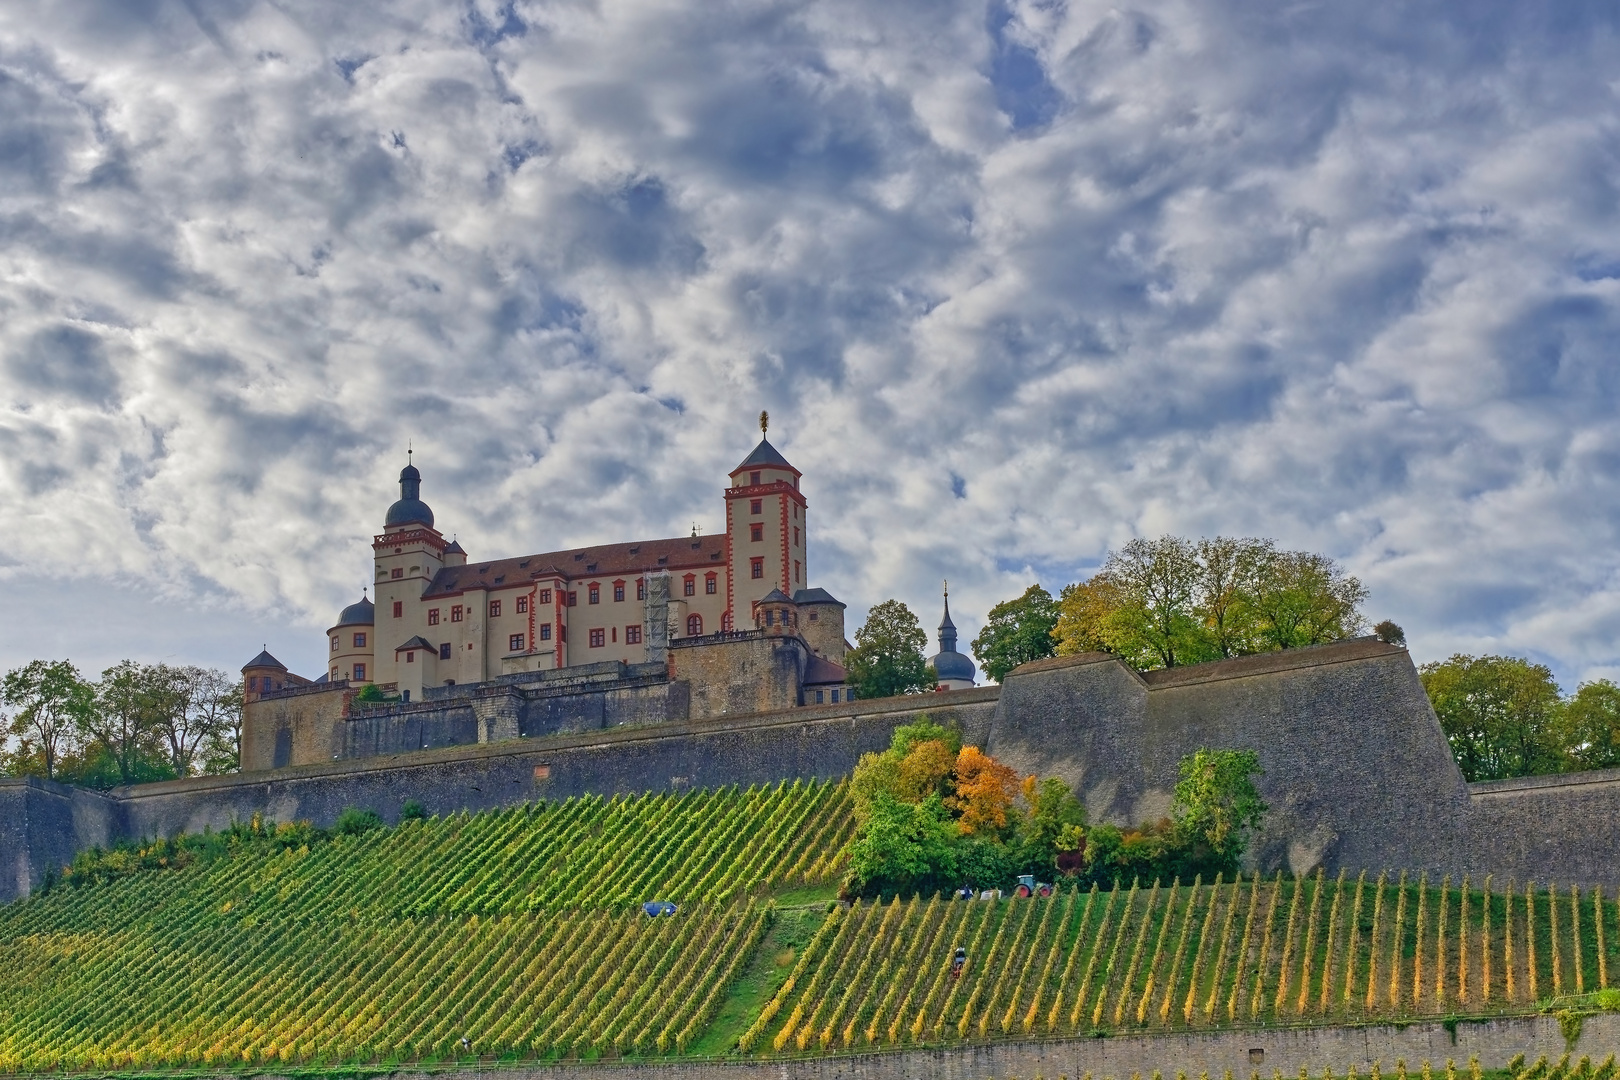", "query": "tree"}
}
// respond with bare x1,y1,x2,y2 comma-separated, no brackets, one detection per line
970,584,1059,682
844,792,959,895
1171,748,1267,870
844,599,935,699
1099,536,1204,668
1247,550,1367,650
948,745,1022,837
1420,654,1565,781
199,678,245,775
1015,775,1086,874
1,660,93,780
1193,537,1272,658
155,667,238,777
1053,575,1125,656
83,661,173,786
1558,679,1620,772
